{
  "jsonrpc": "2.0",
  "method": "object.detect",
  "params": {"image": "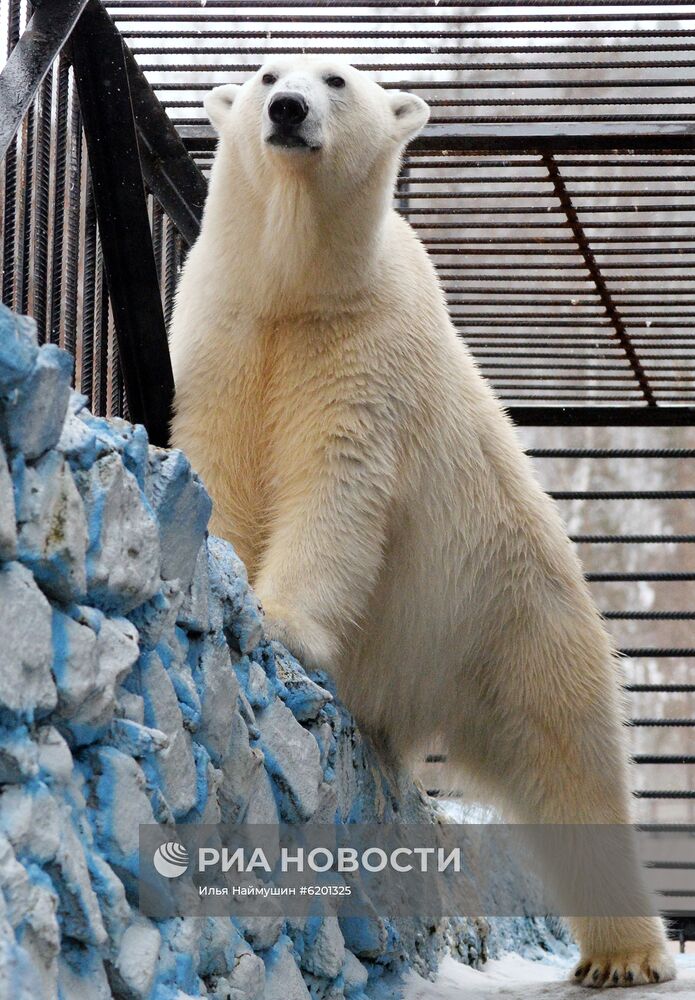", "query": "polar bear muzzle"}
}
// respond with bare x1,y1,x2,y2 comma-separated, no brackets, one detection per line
266,90,322,152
